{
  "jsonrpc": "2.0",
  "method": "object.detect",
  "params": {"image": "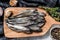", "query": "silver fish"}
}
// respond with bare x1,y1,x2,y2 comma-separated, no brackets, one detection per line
7,23,32,34
6,17,35,26
28,25,42,32
13,9,38,18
